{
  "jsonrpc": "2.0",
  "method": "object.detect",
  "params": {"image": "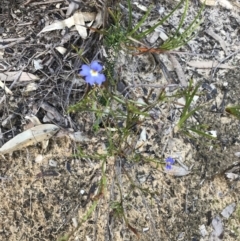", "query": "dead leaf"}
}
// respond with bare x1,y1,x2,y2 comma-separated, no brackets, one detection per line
169,55,187,87
0,124,59,154
0,71,39,82
66,0,80,17
24,83,38,93
0,80,13,94
39,11,96,39
187,61,236,69
73,11,88,39
40,102,65,122
205,28,228,54
69,131,90,142
91,11,103,30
